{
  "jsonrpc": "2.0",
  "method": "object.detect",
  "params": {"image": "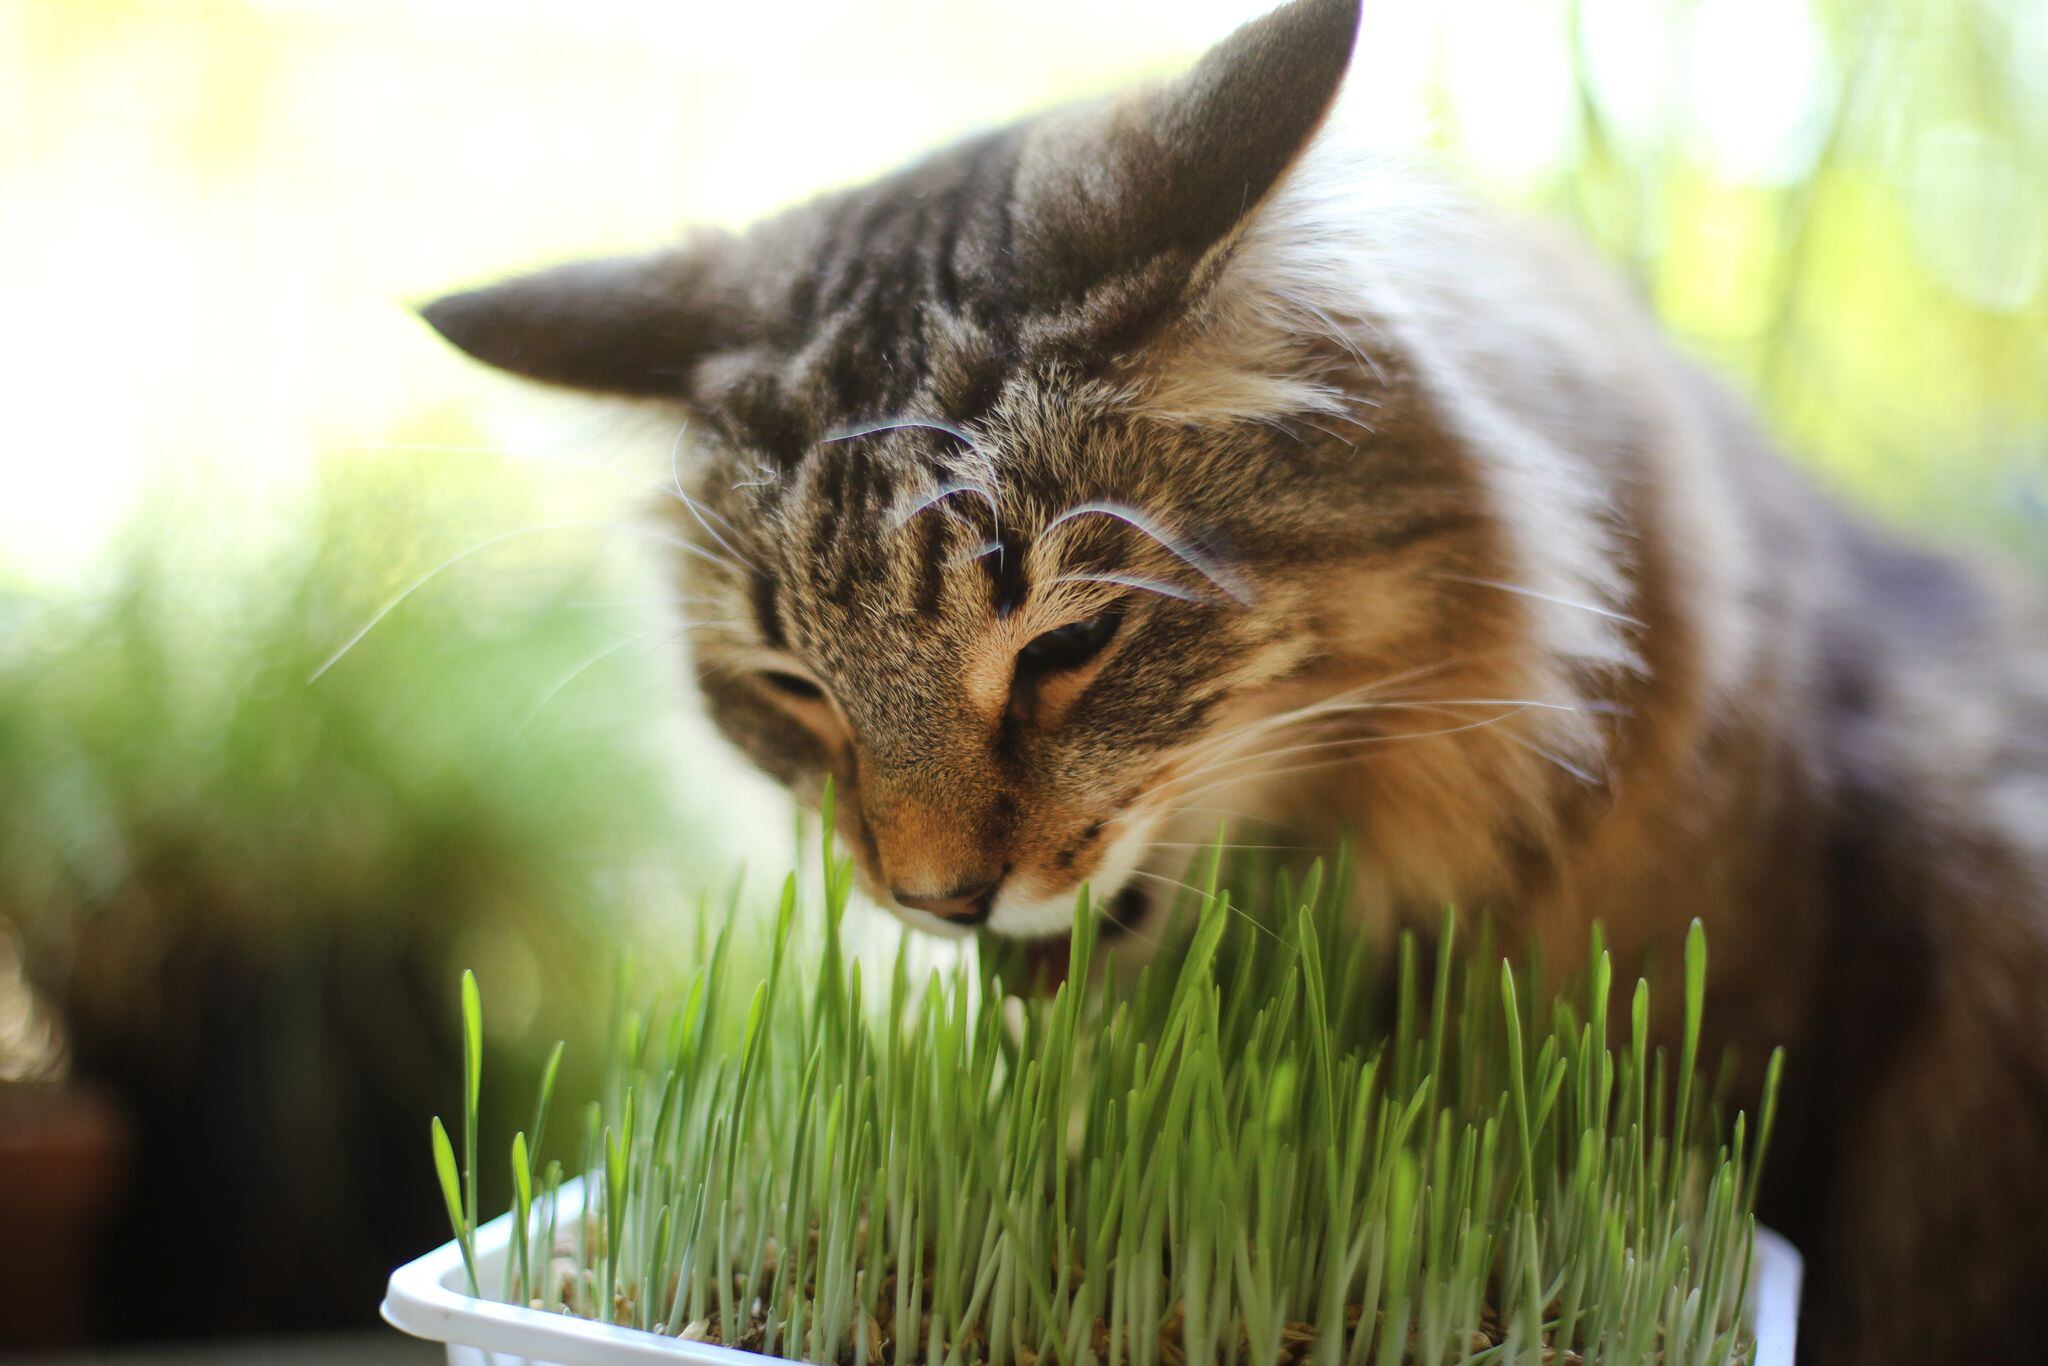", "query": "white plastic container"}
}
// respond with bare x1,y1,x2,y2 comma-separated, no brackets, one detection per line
385,1178,1803,1366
